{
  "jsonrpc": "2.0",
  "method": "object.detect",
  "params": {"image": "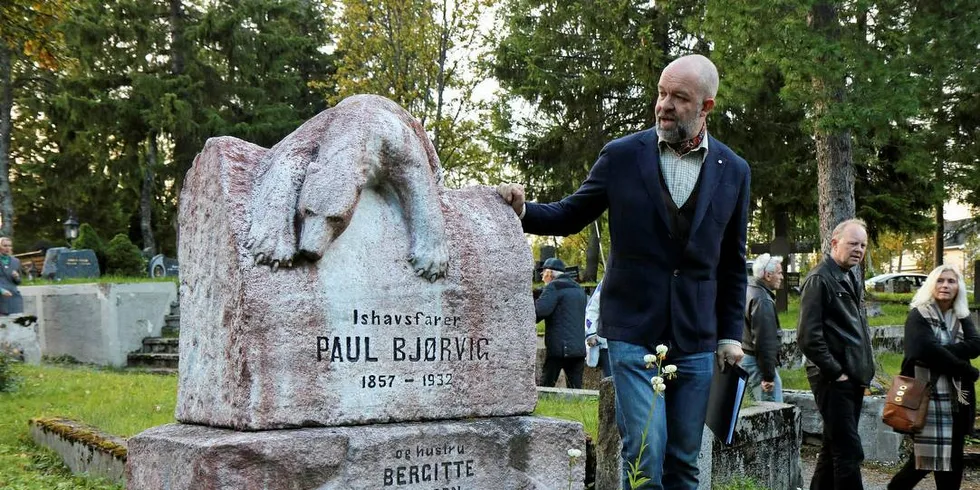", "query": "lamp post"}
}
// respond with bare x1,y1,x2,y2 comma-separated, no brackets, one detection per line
63,211,79,244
